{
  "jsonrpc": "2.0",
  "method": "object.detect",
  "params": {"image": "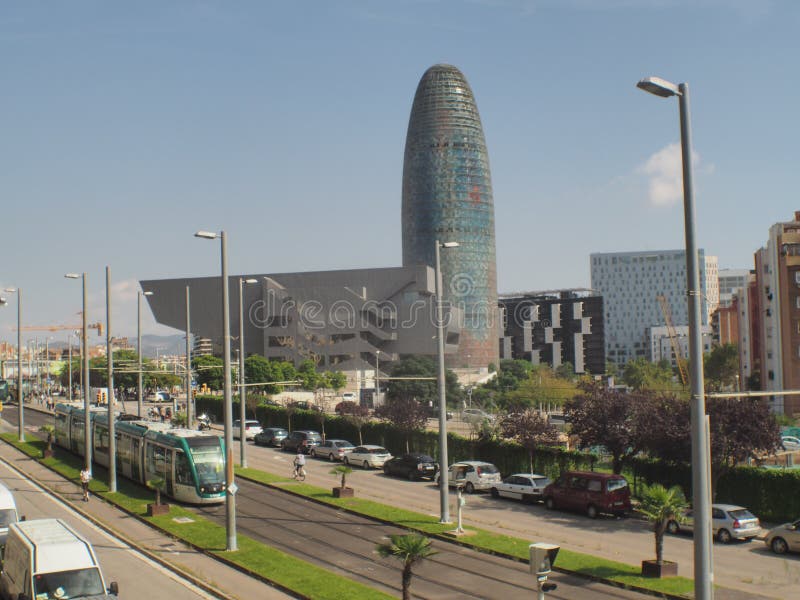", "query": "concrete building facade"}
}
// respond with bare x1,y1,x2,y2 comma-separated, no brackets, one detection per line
590,249,719,368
